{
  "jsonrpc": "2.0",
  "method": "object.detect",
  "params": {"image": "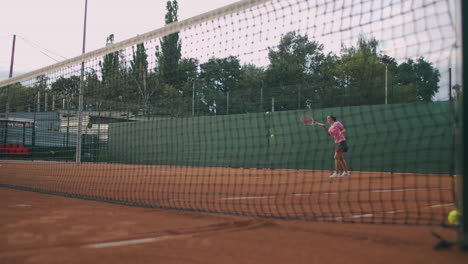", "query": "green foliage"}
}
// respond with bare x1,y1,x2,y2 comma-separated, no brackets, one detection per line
38,22,441,118
394,58,440,102
130,43,154,114
157,0,181,87
2,2,443,118
50,75,81,109
99,34,126,102
199,56,242,115
0,83,36,112
338,36,384,106
265,32,325,110
237,64,266,113
32,75,50,111
307,53,342,108
178,58,199,97
84,69,102,107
